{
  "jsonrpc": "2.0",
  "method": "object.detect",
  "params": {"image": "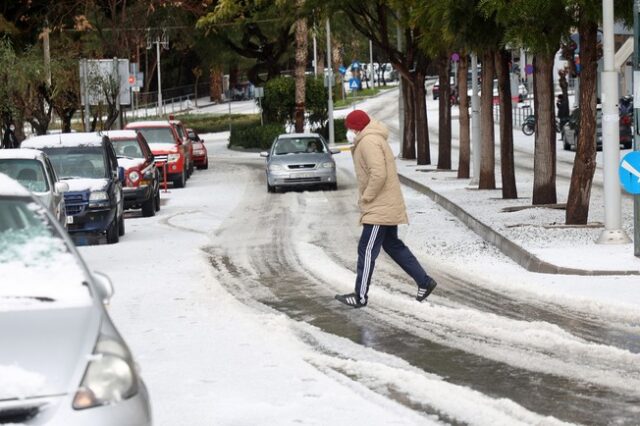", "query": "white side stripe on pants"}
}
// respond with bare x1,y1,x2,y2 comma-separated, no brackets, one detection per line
360,225,380,303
